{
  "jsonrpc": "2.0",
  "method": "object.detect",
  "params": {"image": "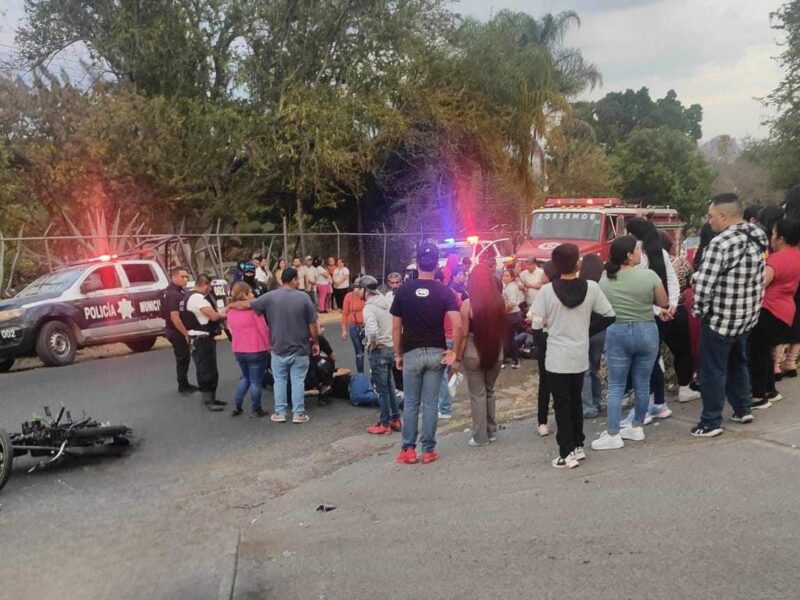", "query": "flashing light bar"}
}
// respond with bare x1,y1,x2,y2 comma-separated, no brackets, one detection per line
444,238,456,244
93,254,118,262
545,198,622,208
466,235,480,244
